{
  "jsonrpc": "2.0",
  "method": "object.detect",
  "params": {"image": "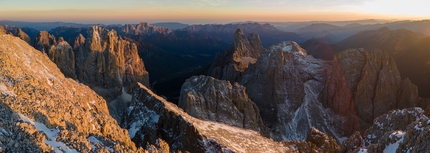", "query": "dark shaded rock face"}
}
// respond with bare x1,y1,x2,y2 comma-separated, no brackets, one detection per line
122,83,292,152
238,41,345,141
178,75,269,136
74,26,150,100
33,31,57,53
207,28,263,82
325,49,430,130
343,108,430,153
